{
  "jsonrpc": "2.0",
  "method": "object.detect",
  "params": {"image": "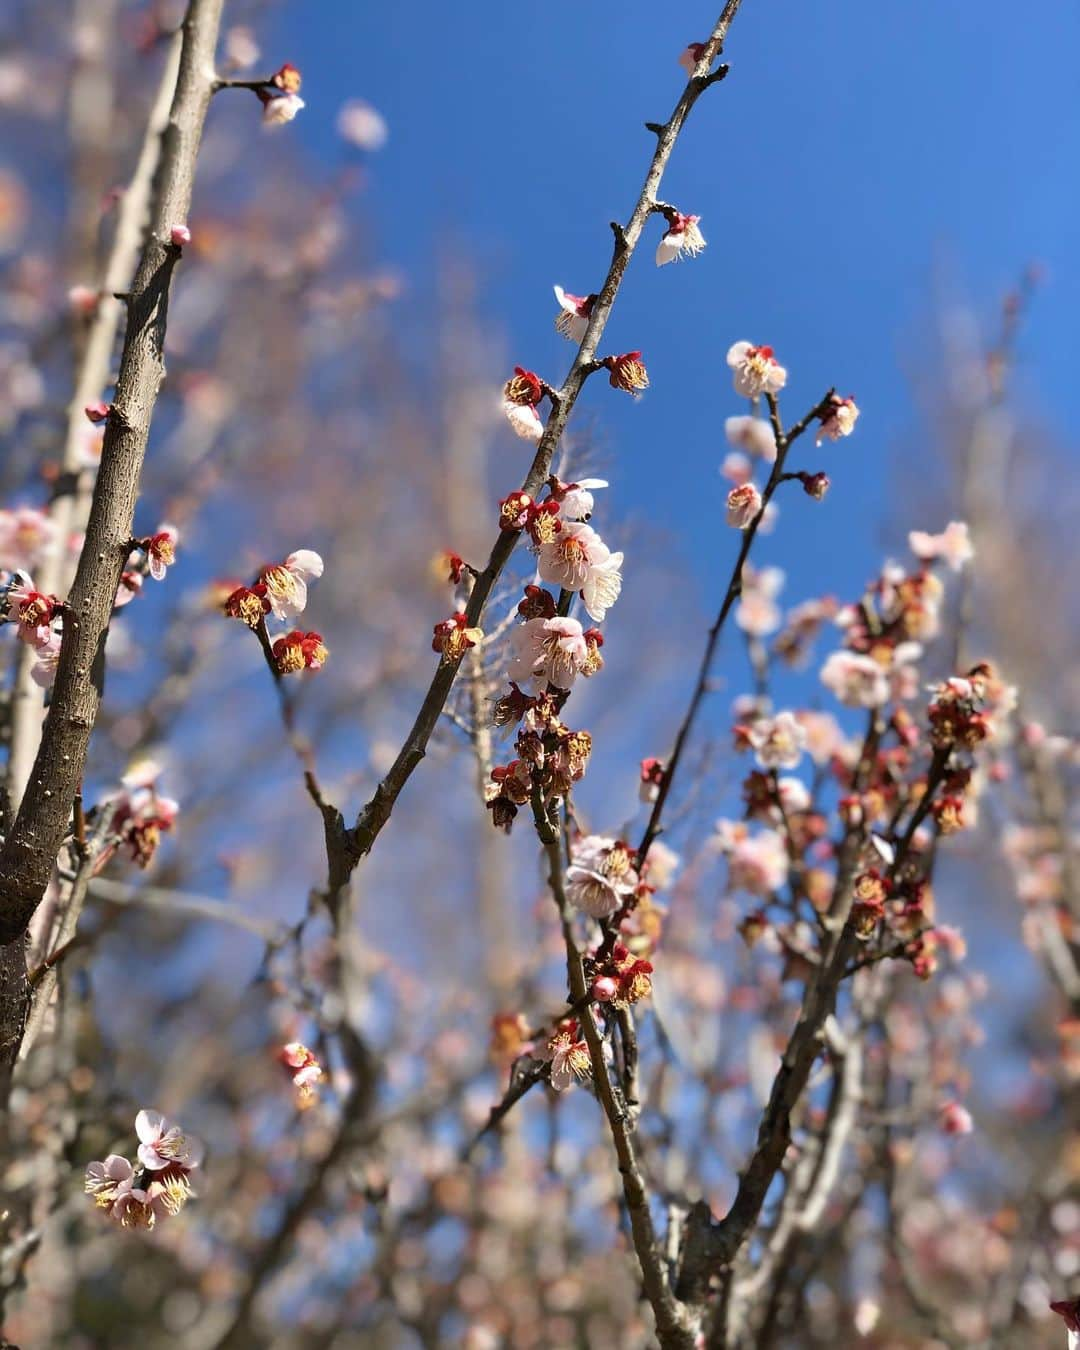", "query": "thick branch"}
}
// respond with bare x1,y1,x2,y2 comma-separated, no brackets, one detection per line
0,0,225,1025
